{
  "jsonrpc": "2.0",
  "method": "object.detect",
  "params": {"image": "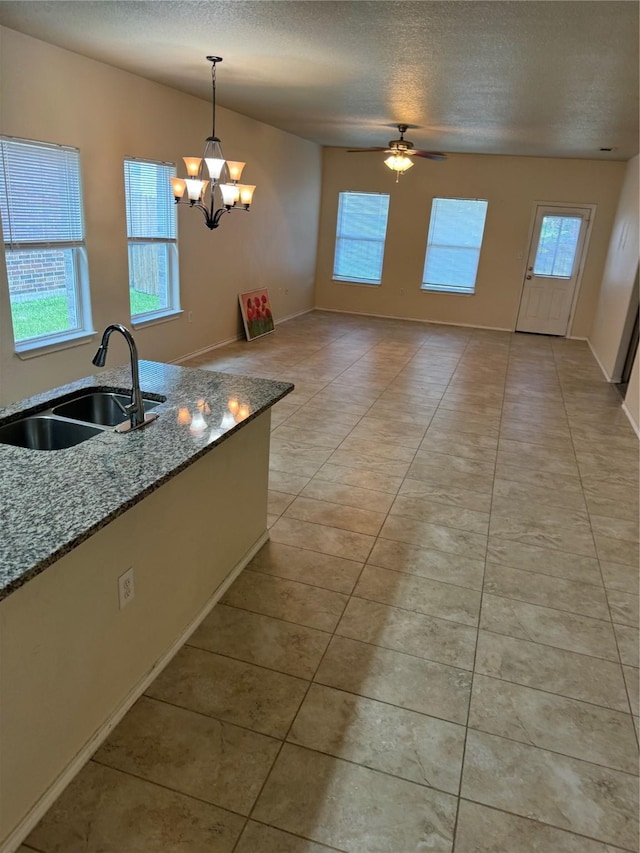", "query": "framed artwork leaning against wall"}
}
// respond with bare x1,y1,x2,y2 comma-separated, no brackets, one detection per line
239,288,275,341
